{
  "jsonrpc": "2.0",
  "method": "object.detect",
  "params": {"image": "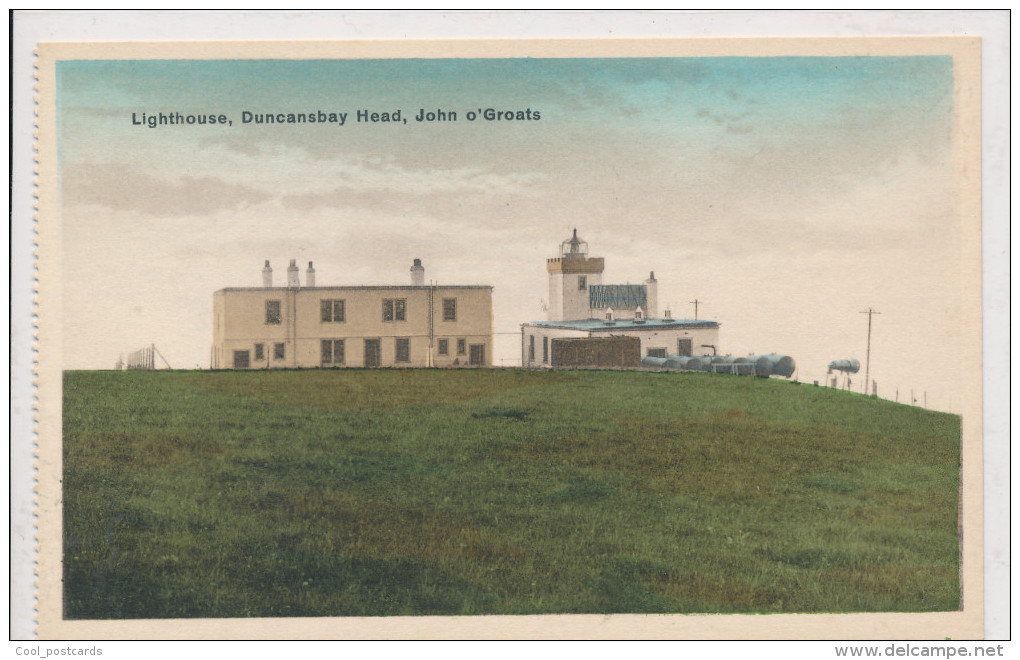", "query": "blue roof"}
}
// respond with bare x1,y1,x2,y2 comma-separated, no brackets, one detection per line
526,318,719,331
589,284,646,309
